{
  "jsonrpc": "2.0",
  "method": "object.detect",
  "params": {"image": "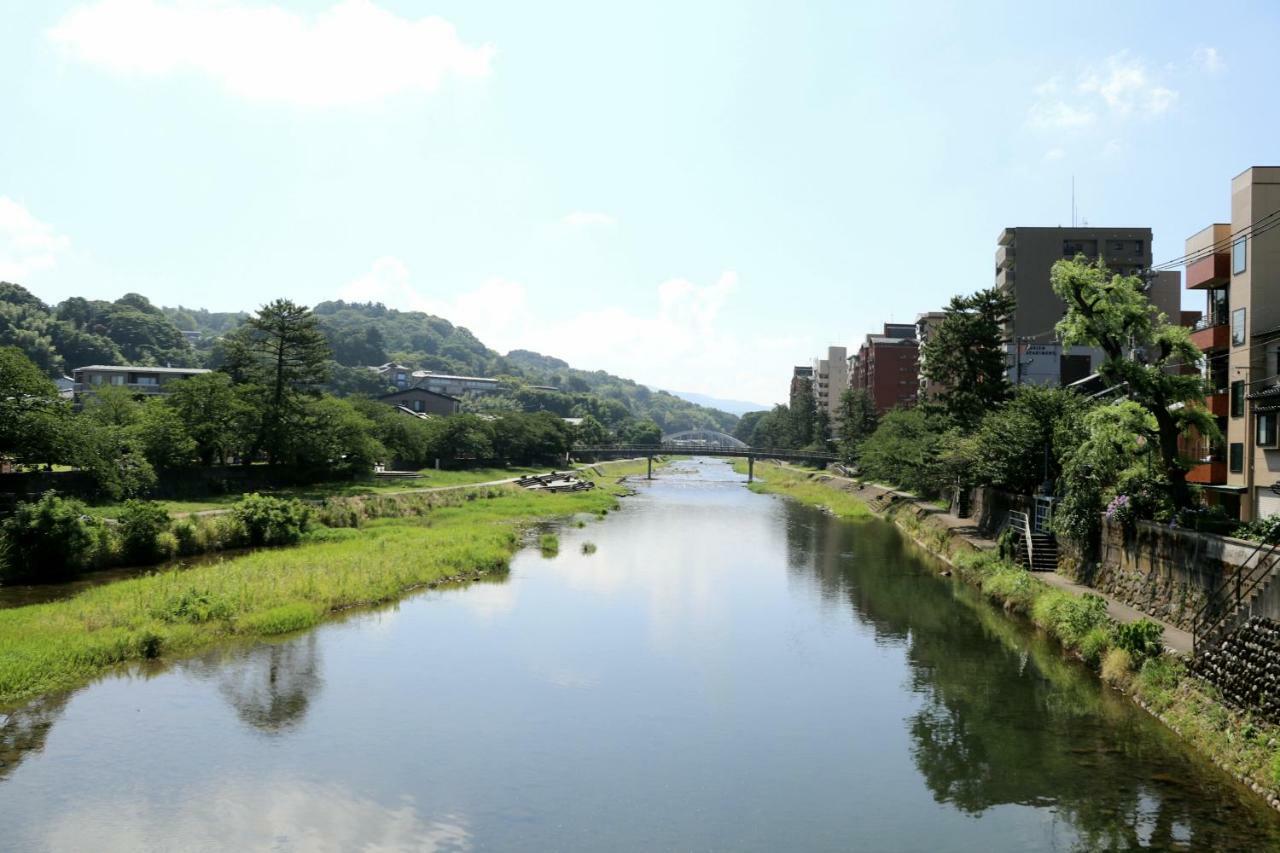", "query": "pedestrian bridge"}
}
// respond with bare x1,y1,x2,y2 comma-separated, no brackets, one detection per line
572,438,836,481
